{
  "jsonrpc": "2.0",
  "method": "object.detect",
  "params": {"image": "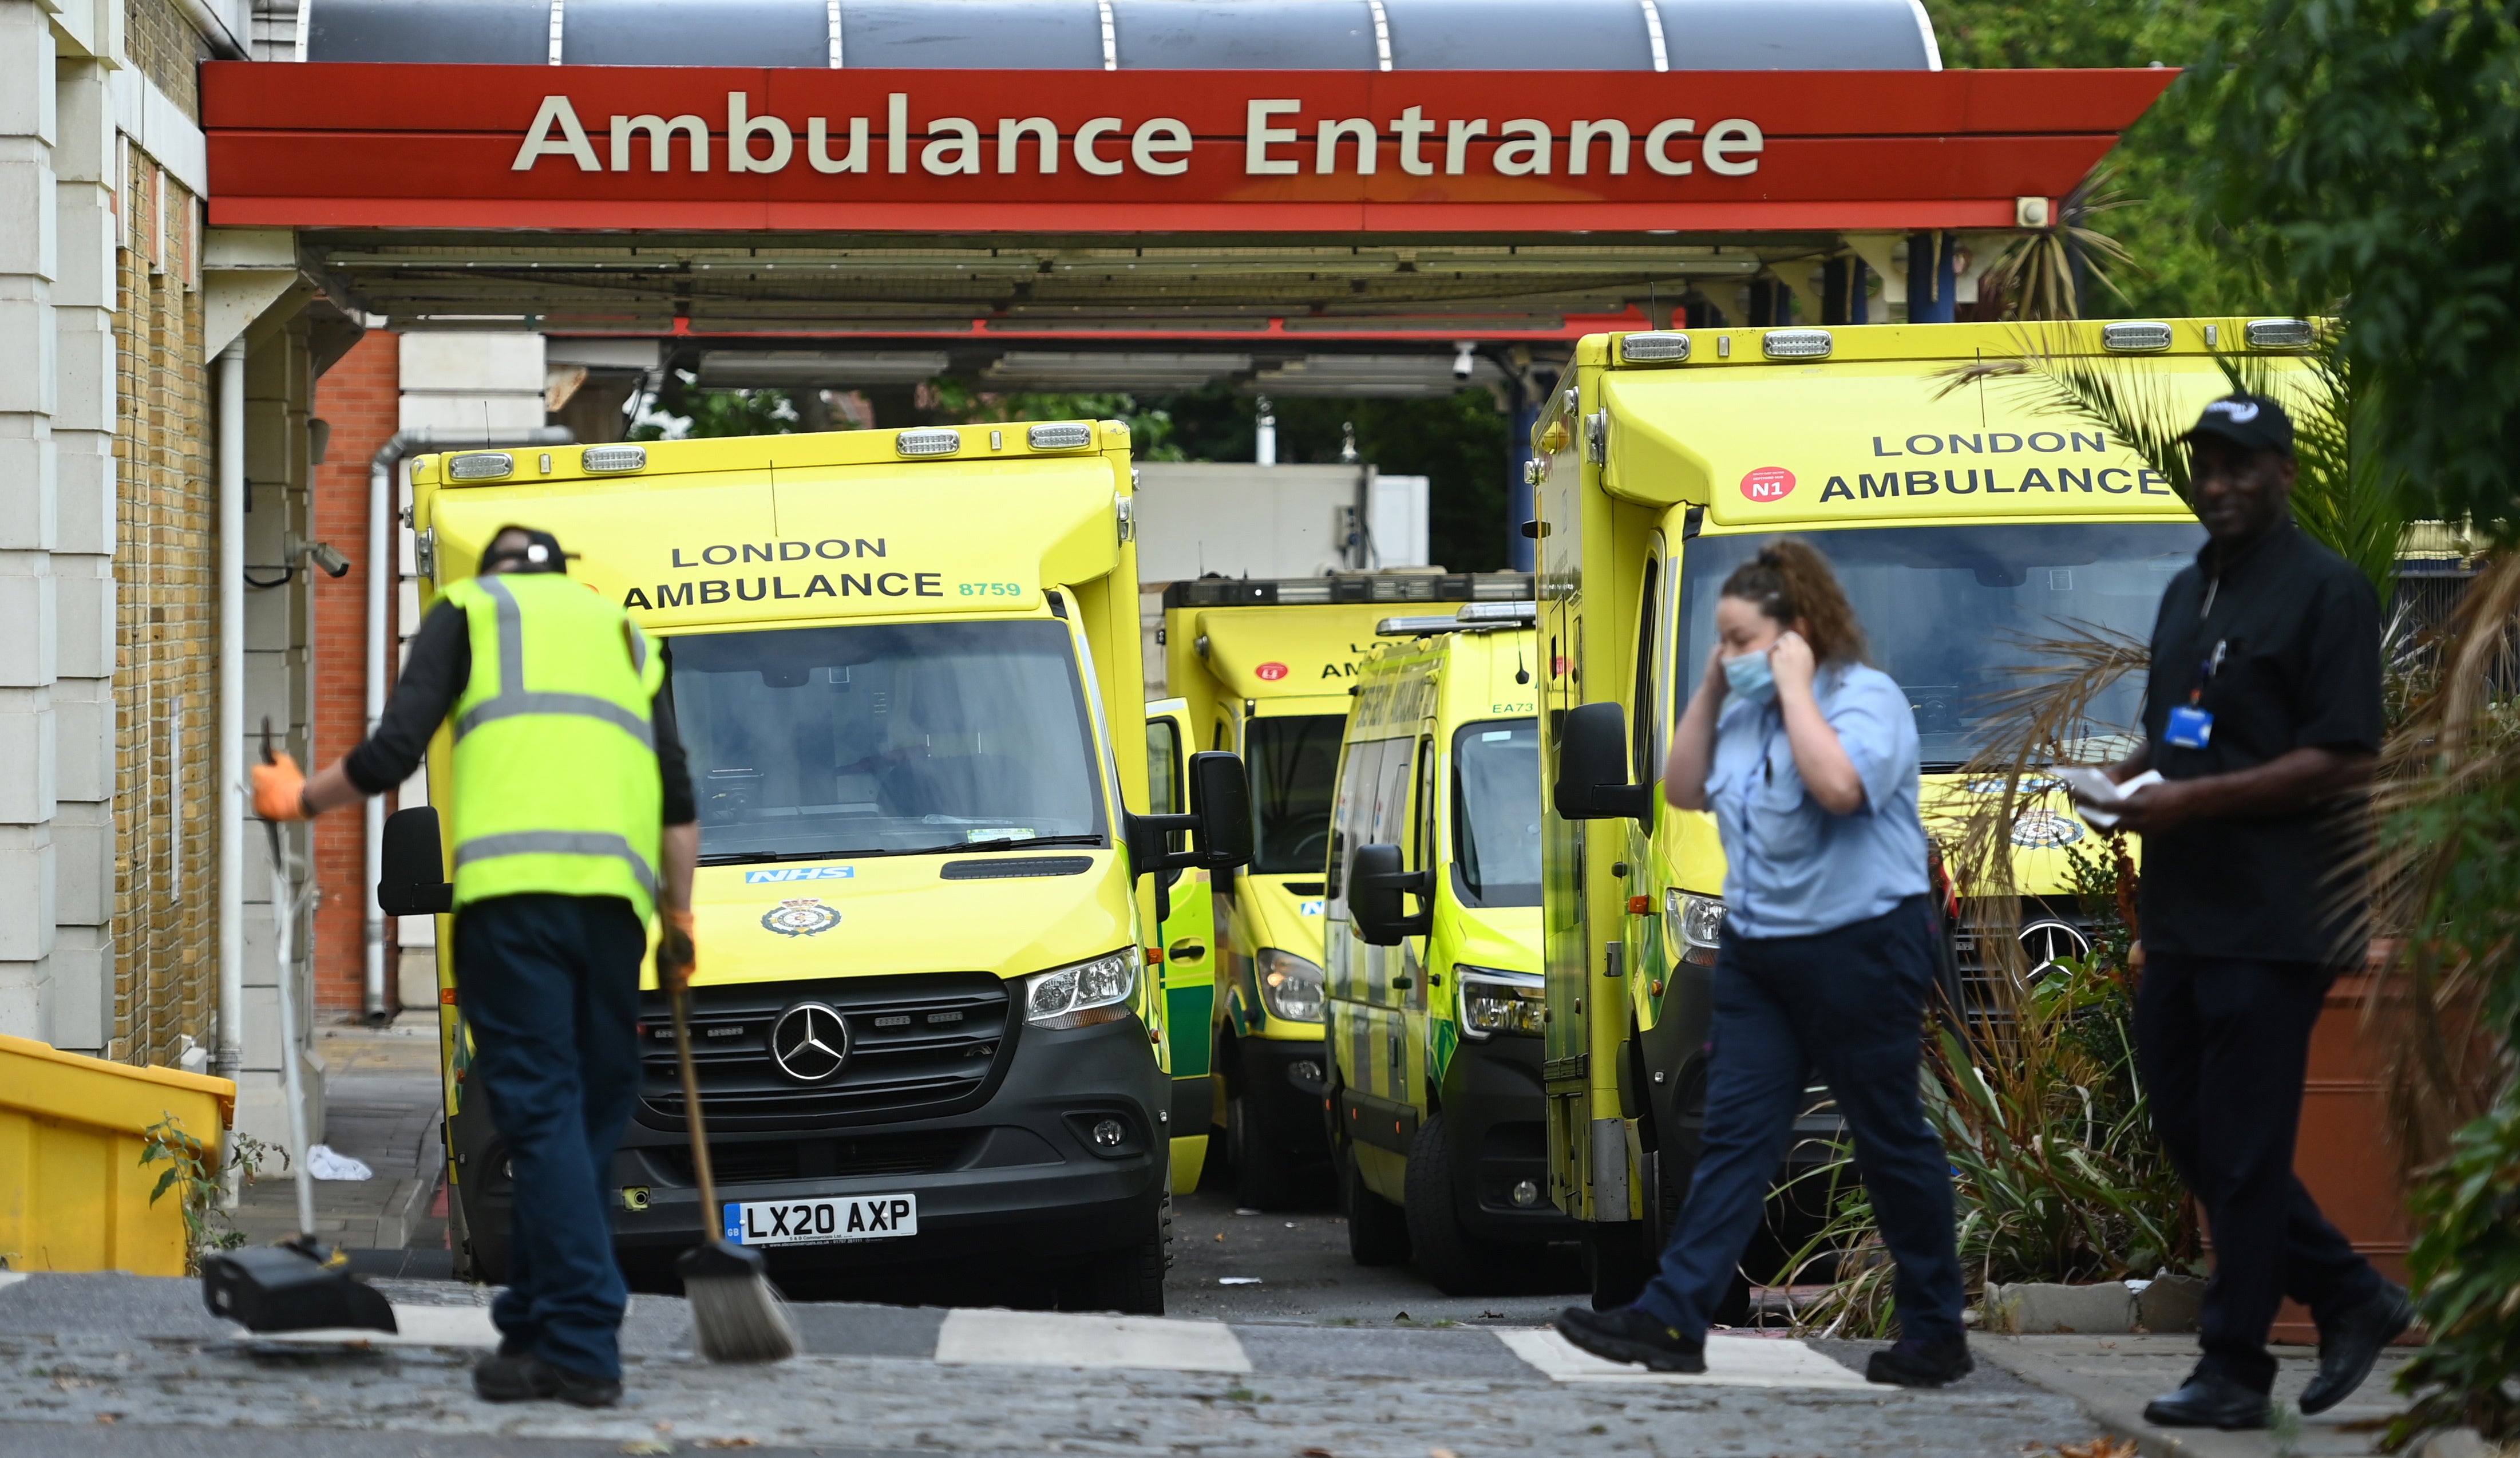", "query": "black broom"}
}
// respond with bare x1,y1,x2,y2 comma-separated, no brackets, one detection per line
669,970,798,1362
